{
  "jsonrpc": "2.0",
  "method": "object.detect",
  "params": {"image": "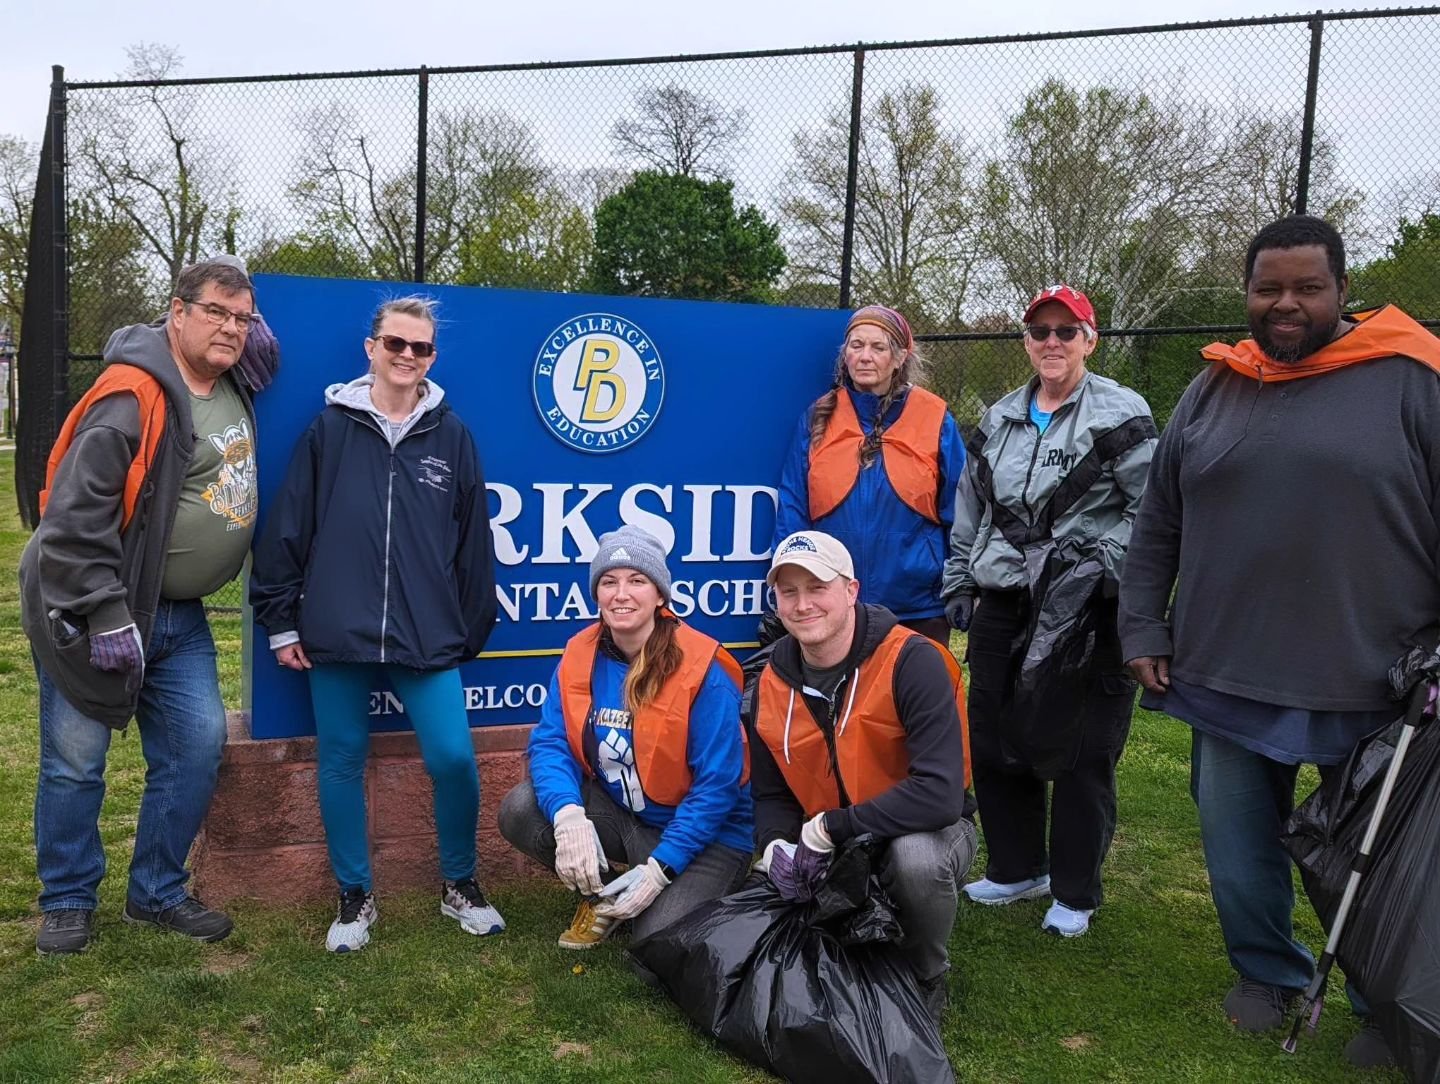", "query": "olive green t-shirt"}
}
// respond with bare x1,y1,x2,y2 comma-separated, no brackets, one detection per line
161,377,257,599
